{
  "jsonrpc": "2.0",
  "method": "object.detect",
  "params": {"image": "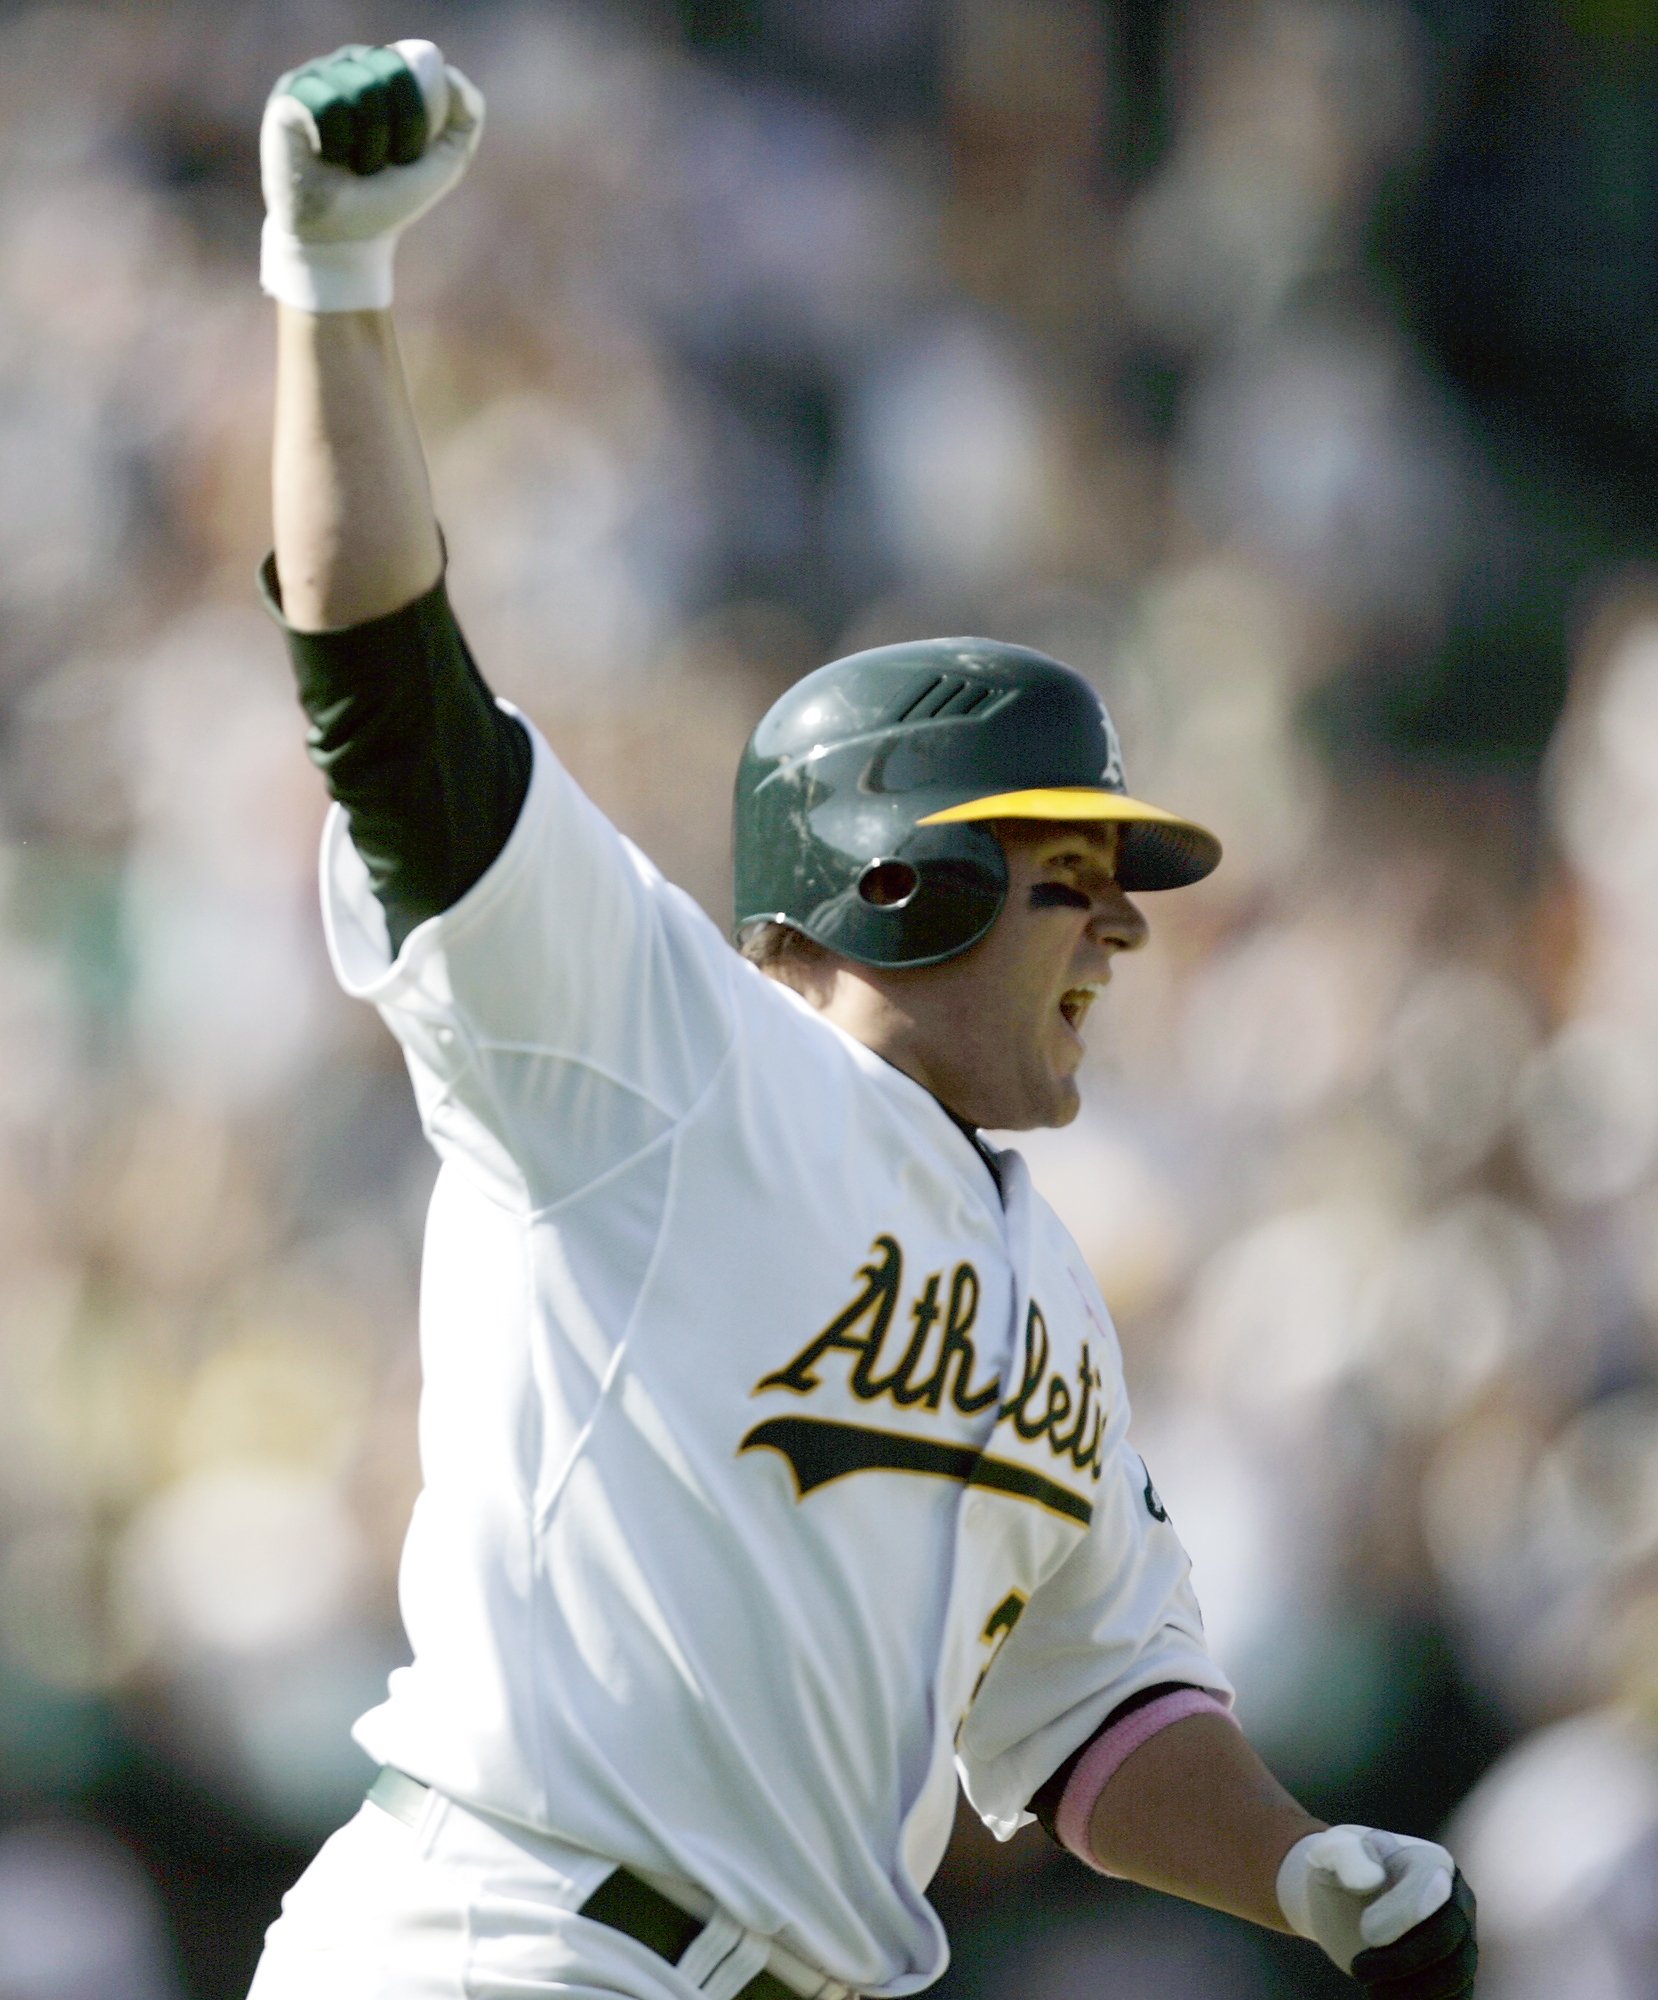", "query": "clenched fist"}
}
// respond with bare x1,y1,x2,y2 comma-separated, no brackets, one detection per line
1278,1825,1477,1996
260,40,484,312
